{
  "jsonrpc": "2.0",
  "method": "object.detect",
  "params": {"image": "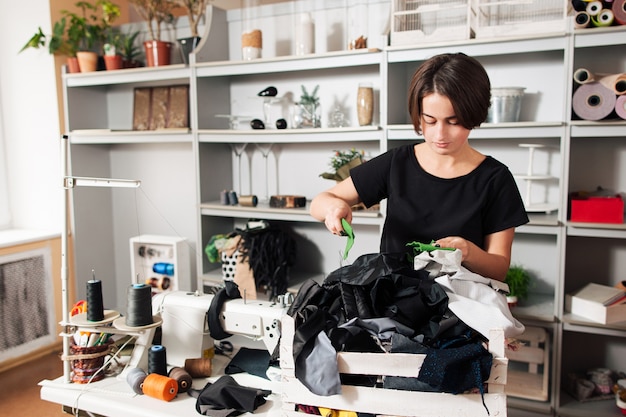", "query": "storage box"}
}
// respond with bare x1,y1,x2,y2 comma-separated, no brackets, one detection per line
566,289,626,325
280,315,508,417
569,194,624,224
471,0,568,39
129,235,190,295
390,0,473,46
